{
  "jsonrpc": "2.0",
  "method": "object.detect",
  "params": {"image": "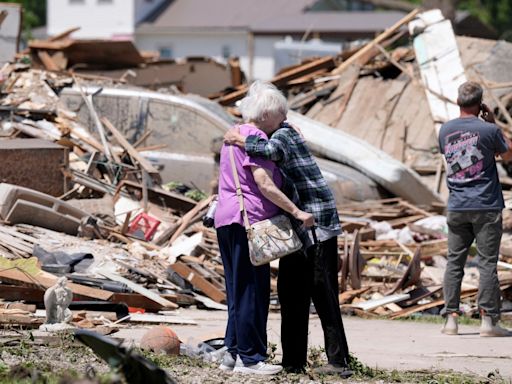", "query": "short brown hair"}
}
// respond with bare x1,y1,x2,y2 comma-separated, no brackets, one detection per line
457,81,483,108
